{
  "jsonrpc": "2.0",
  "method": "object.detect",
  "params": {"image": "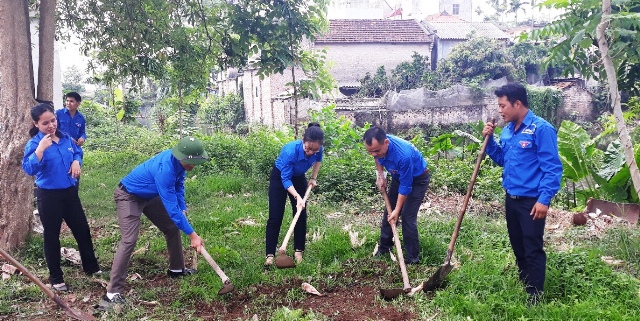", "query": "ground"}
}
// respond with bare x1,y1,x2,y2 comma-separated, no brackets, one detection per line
1,193,632,321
